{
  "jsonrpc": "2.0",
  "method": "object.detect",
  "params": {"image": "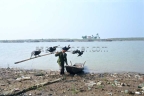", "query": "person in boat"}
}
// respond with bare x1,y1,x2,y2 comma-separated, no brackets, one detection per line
55,47,68,75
